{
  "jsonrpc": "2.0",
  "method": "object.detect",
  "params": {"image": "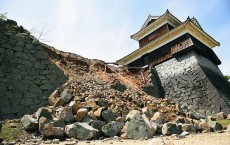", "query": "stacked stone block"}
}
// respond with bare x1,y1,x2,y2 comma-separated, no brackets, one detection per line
155,50,230,114
0,19,67,120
